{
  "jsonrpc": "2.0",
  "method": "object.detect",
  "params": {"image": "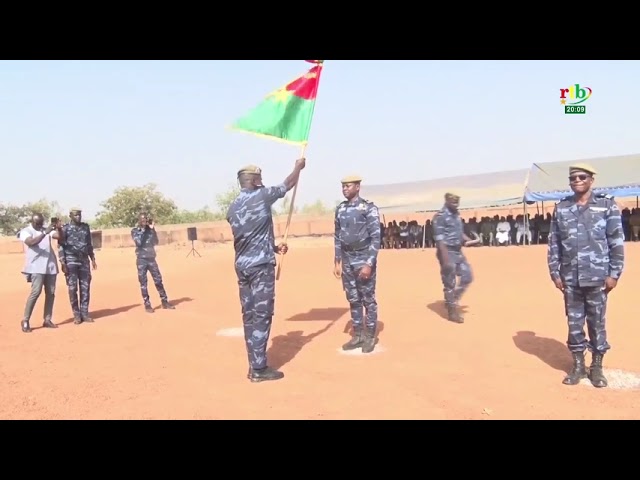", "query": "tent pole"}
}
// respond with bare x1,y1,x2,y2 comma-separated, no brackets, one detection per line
523,201,528,246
